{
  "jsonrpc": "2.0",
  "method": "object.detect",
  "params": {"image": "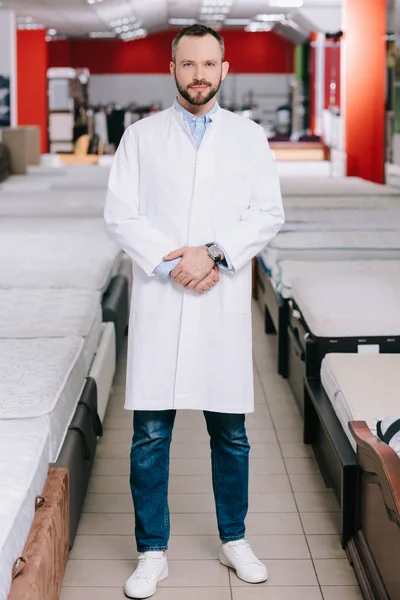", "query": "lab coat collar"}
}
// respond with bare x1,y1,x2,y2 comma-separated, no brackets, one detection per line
171,98,222,129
